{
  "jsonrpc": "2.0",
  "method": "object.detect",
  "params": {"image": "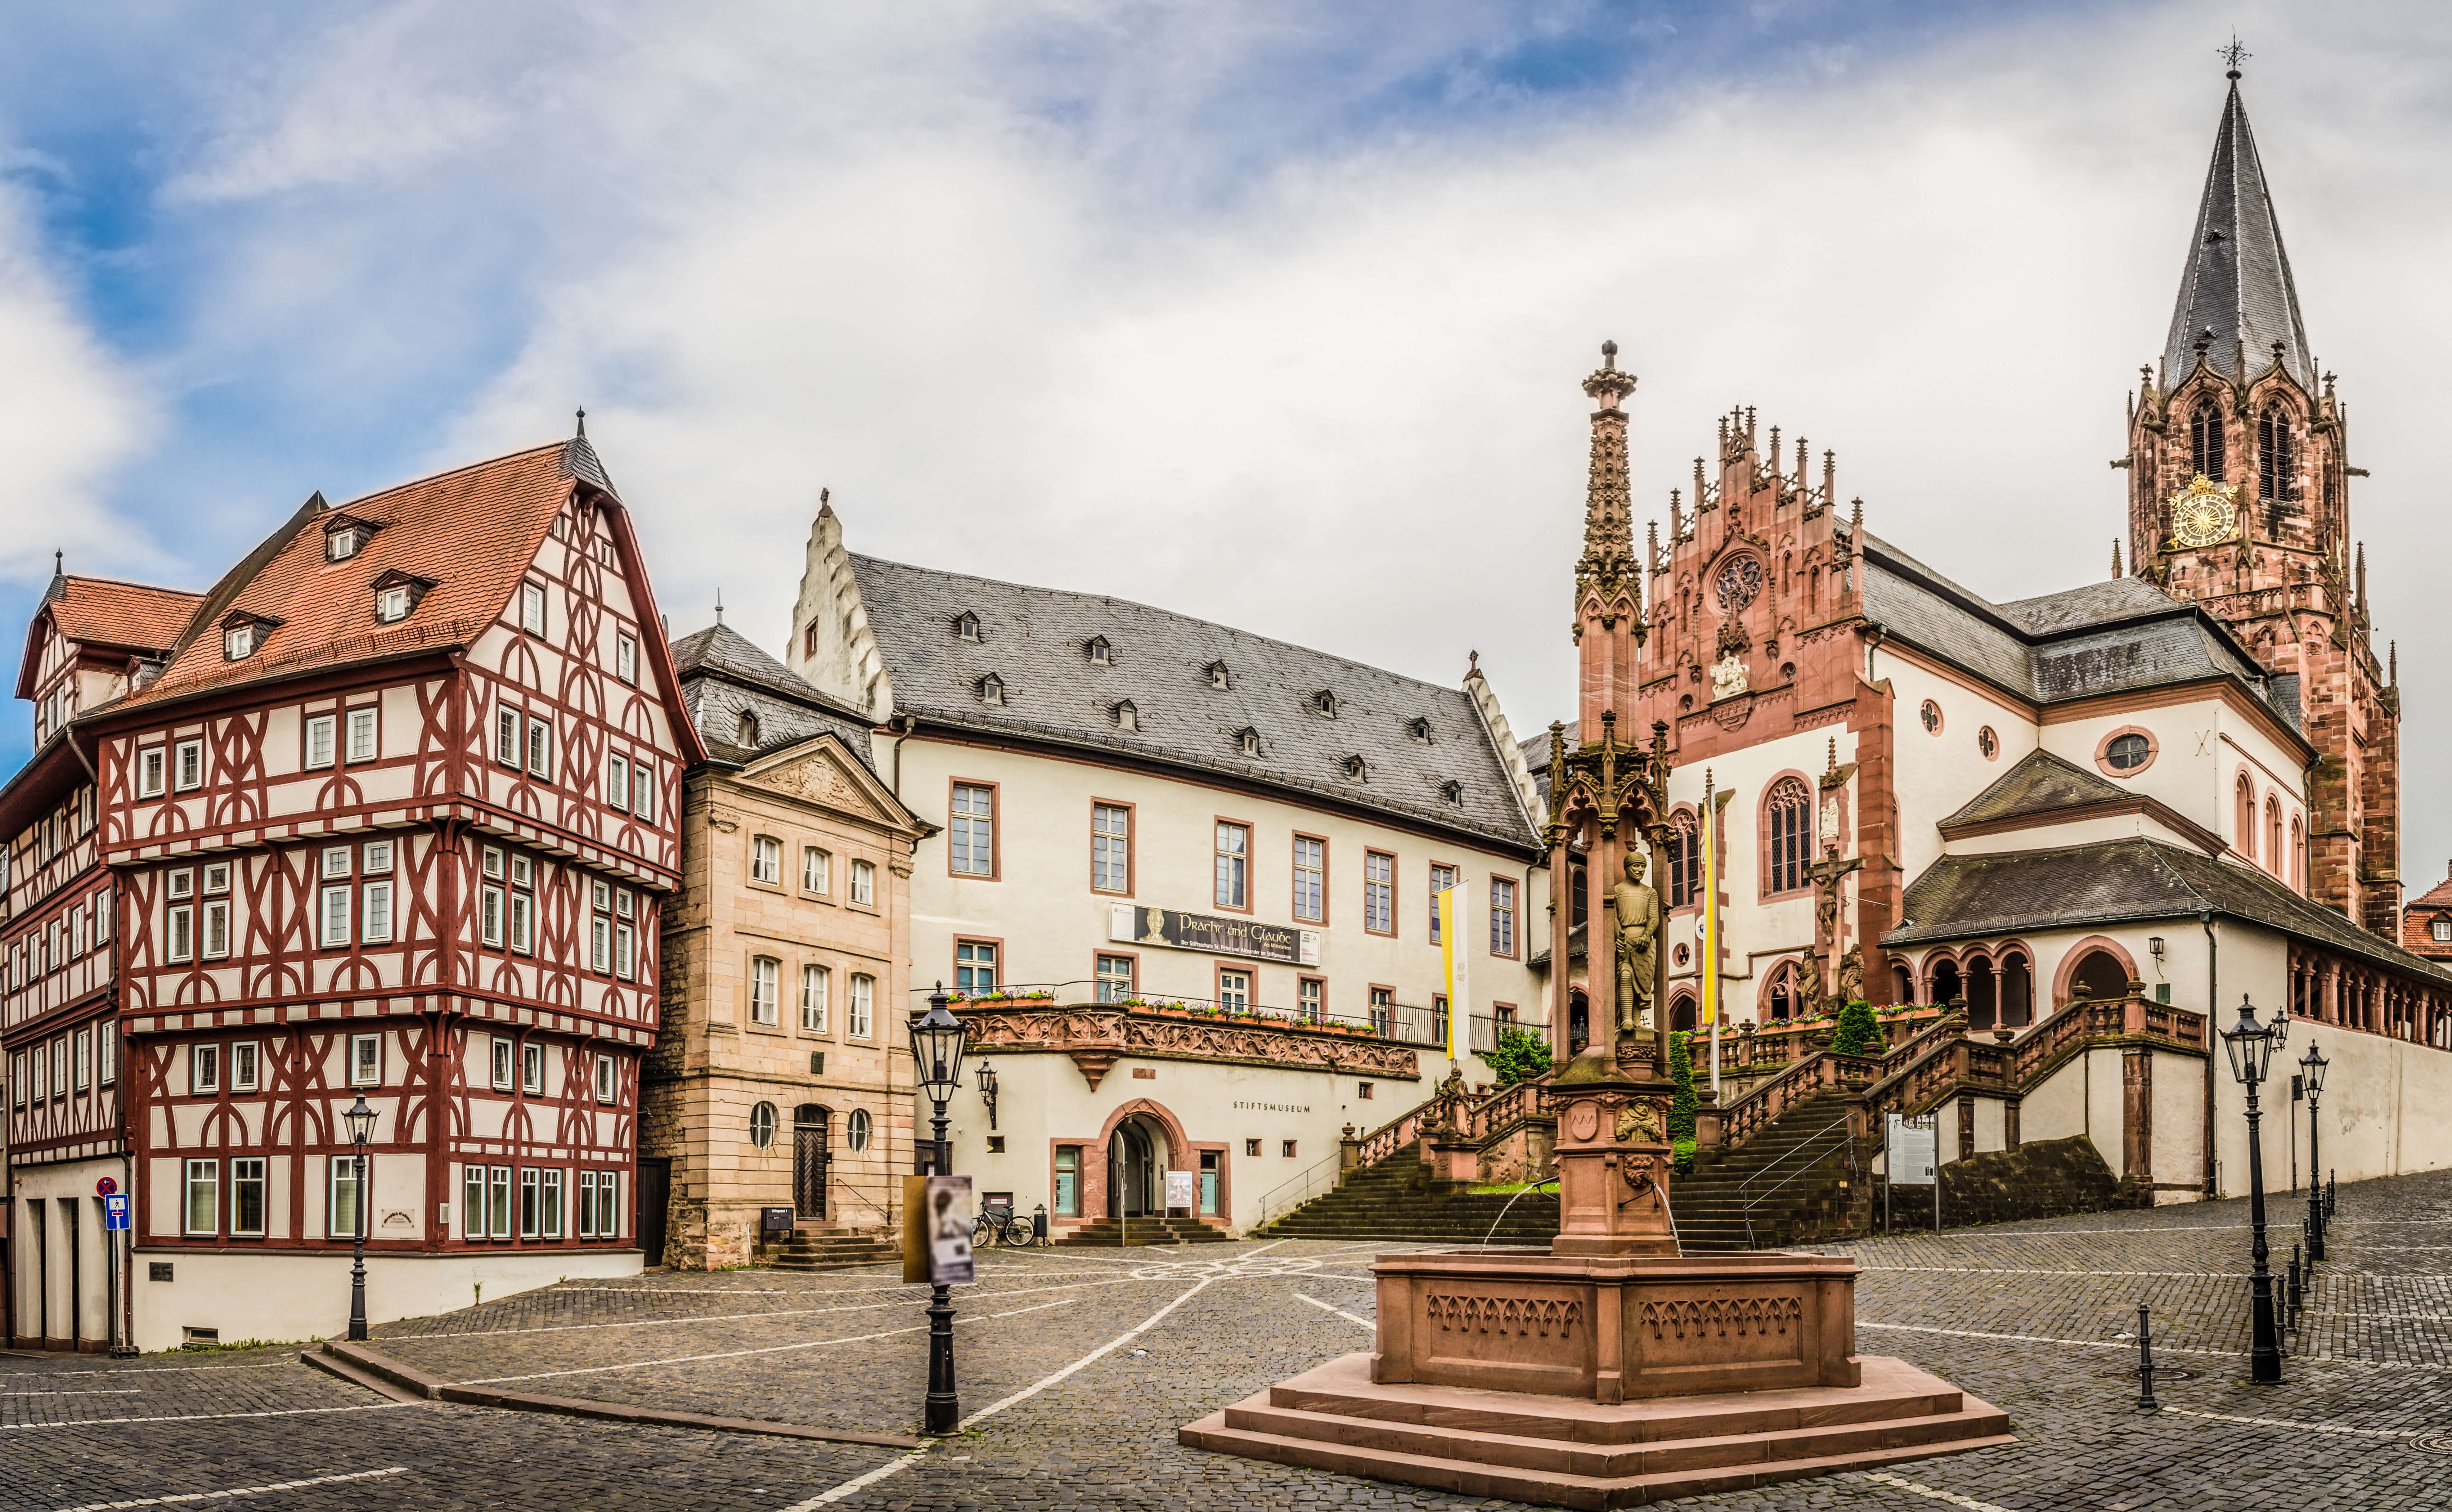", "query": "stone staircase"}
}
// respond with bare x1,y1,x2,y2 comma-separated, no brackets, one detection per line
1253,1140,1560,1245
765,1228,900,1271
1671,1089,1861,1253
1059,1215,1233,1247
